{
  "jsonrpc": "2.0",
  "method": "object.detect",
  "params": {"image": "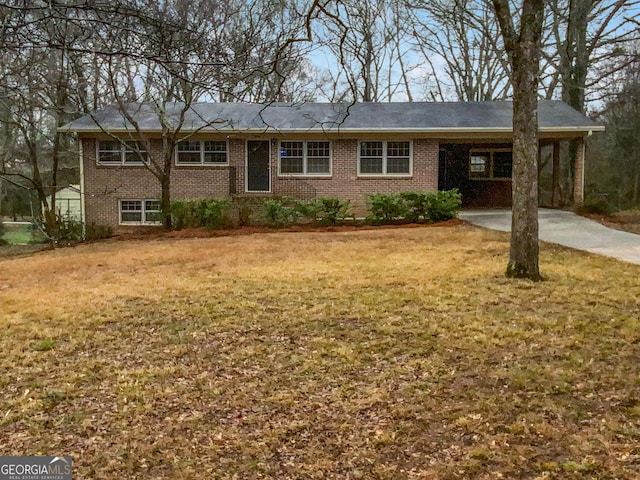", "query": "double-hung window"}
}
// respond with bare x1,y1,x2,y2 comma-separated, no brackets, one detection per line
176,140,228,165
358,141,412,176
279,141,331,176
469,149,512,179
97,140,147,165
119,200,162,225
